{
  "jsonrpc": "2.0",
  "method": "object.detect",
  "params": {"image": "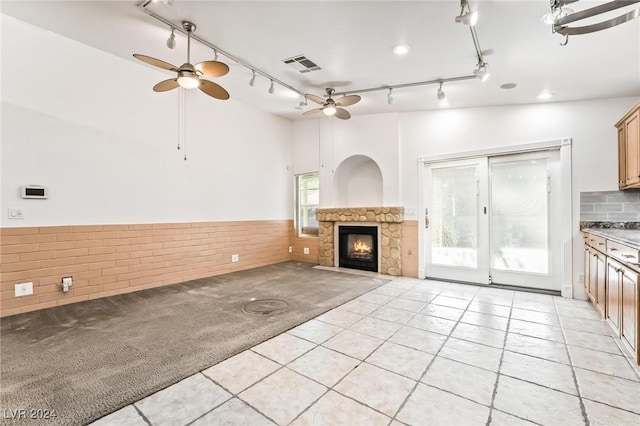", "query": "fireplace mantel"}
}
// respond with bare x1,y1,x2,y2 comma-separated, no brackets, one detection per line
317,207,404,276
